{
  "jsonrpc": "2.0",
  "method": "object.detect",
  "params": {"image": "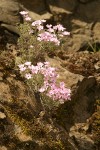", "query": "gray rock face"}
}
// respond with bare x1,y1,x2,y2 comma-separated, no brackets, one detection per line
48,0,78,14
18,0,46,14
0,0,21,25
0,0,22,35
